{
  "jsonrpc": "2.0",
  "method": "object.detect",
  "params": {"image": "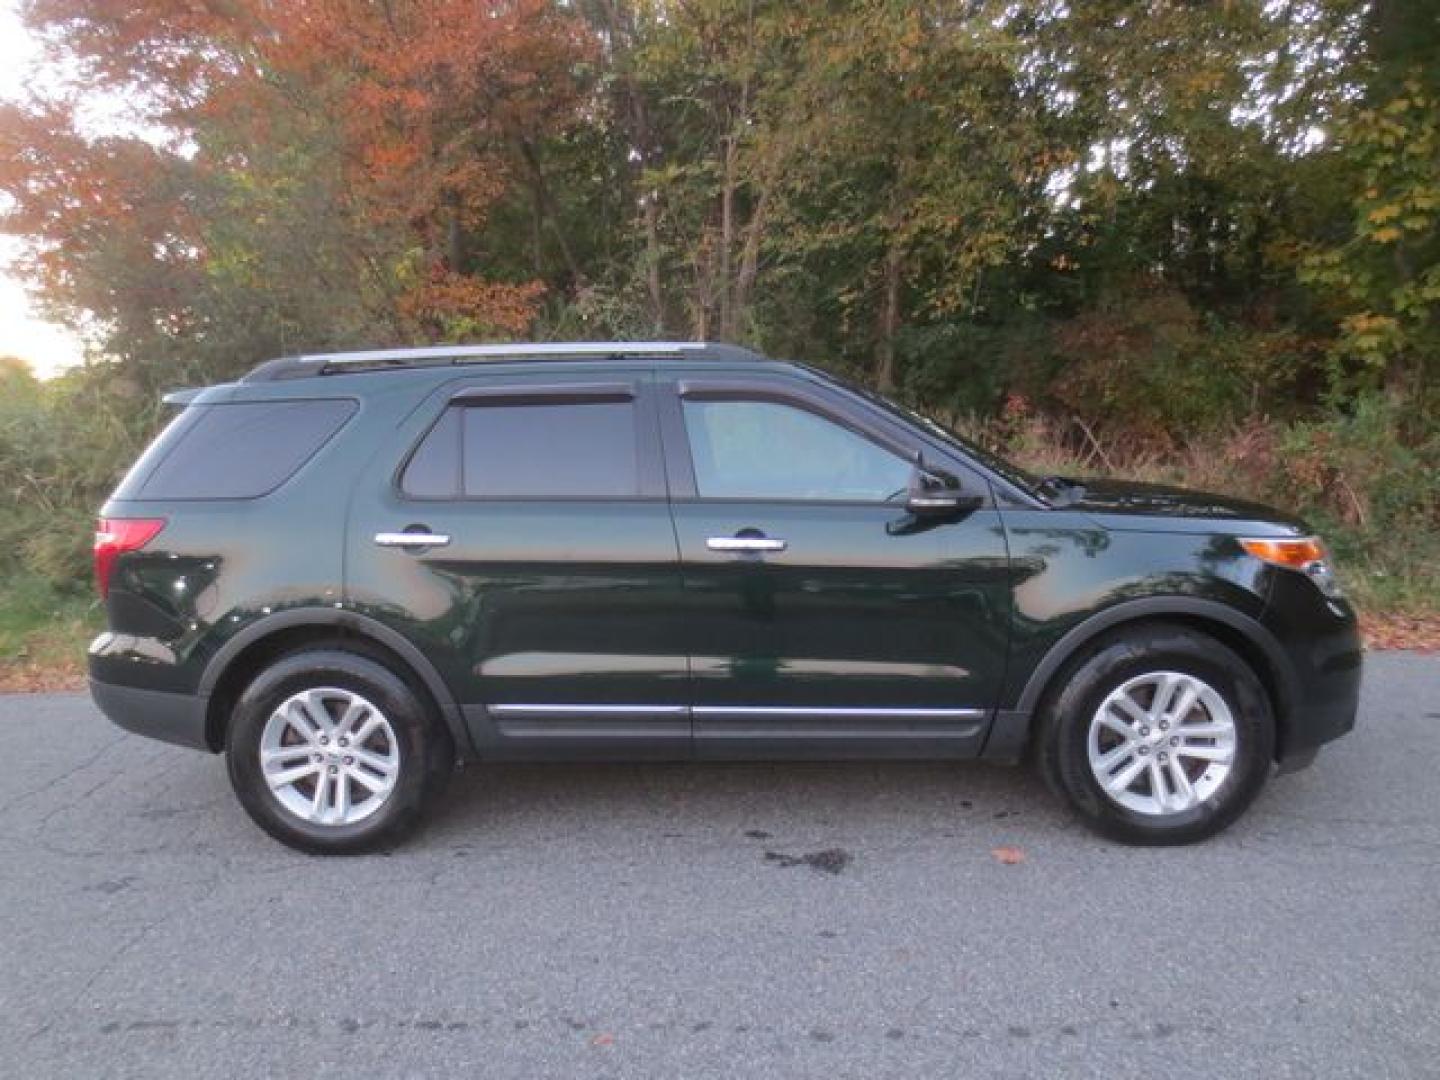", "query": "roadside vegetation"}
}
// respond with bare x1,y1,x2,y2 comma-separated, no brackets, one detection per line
0,1,1436,686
